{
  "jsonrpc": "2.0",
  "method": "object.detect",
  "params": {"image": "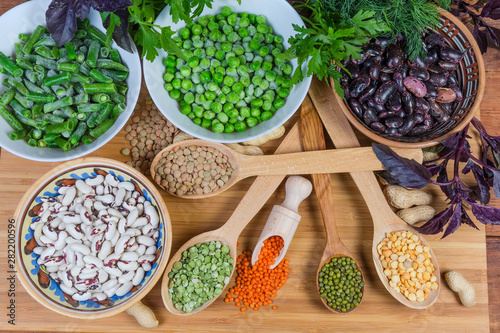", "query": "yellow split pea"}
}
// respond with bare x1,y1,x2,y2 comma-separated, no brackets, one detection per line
377,230,438,302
